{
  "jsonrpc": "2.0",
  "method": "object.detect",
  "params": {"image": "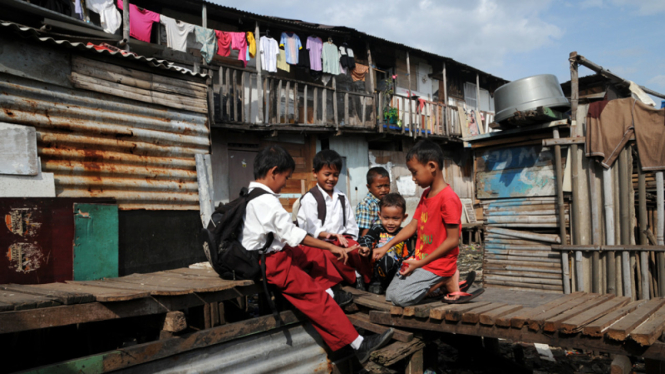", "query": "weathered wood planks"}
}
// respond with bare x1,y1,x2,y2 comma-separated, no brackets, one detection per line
606,298,665,341
347,313,413,342
560,296,630,334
